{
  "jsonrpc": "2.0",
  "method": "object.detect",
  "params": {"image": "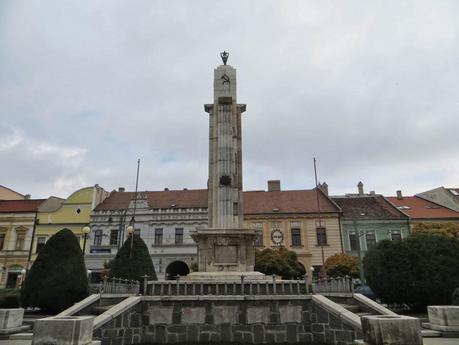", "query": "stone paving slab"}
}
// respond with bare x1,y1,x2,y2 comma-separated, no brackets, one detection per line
0,340,101,345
